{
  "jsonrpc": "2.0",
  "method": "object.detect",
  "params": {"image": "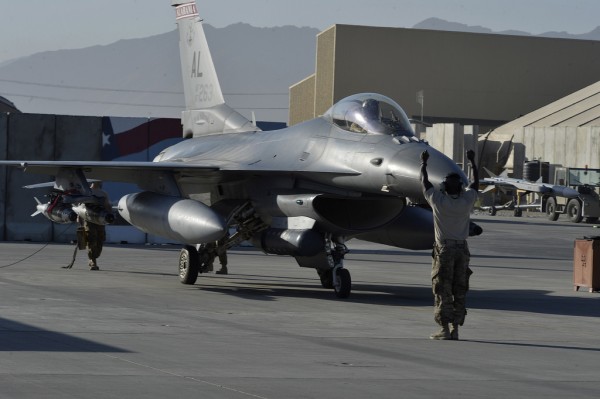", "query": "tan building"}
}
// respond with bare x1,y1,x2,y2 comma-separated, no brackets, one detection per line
484,80,600,176
290,24,600,132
